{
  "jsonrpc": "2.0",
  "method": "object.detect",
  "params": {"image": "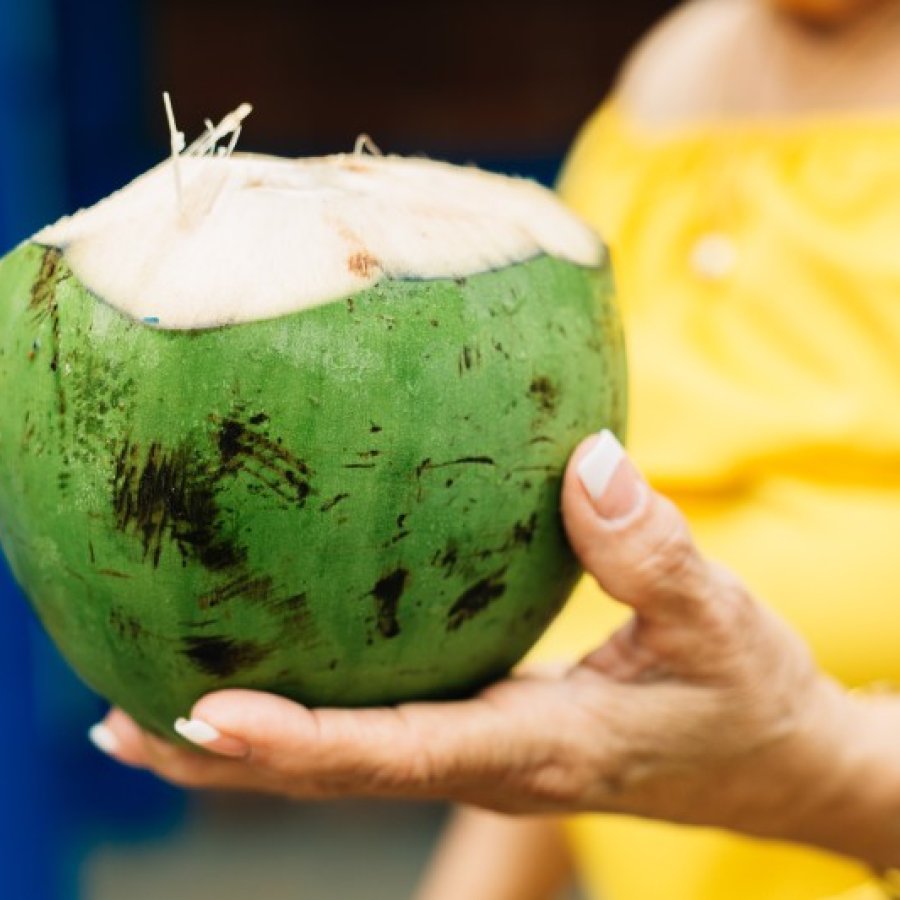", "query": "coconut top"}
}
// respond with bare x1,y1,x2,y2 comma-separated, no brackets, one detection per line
35,151,603,330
